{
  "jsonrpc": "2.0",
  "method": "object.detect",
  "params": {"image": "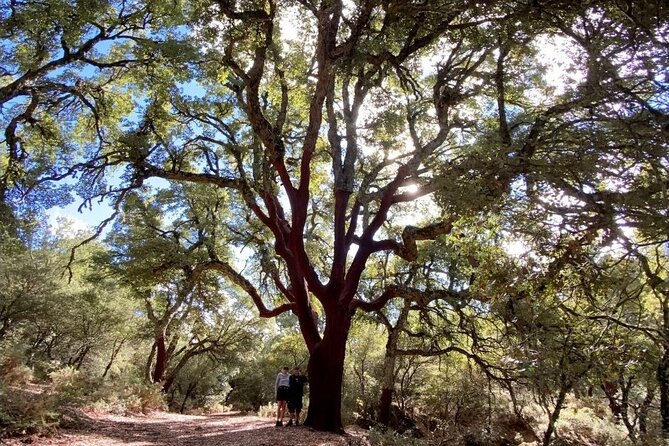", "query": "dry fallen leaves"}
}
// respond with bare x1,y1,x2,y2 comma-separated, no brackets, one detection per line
2,412,370,446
